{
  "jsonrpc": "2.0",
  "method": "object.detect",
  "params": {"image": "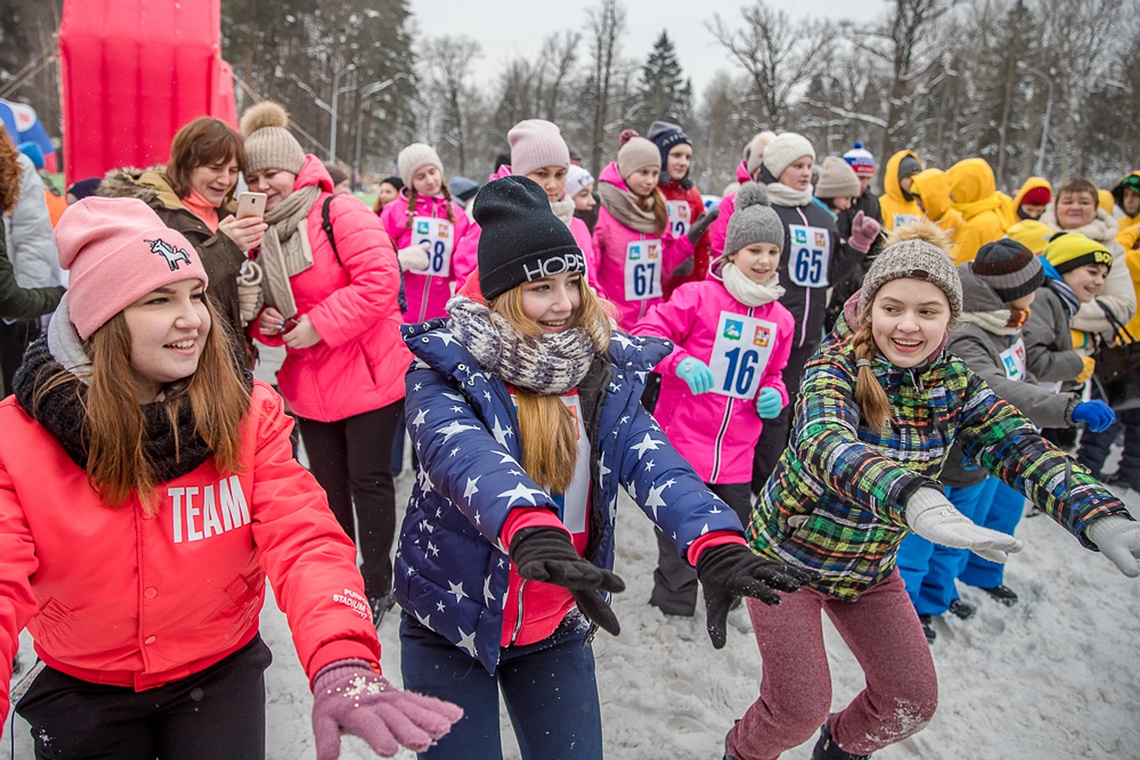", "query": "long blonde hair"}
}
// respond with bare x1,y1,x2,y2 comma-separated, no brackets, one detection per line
34,298,250,513
489,281,611,493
